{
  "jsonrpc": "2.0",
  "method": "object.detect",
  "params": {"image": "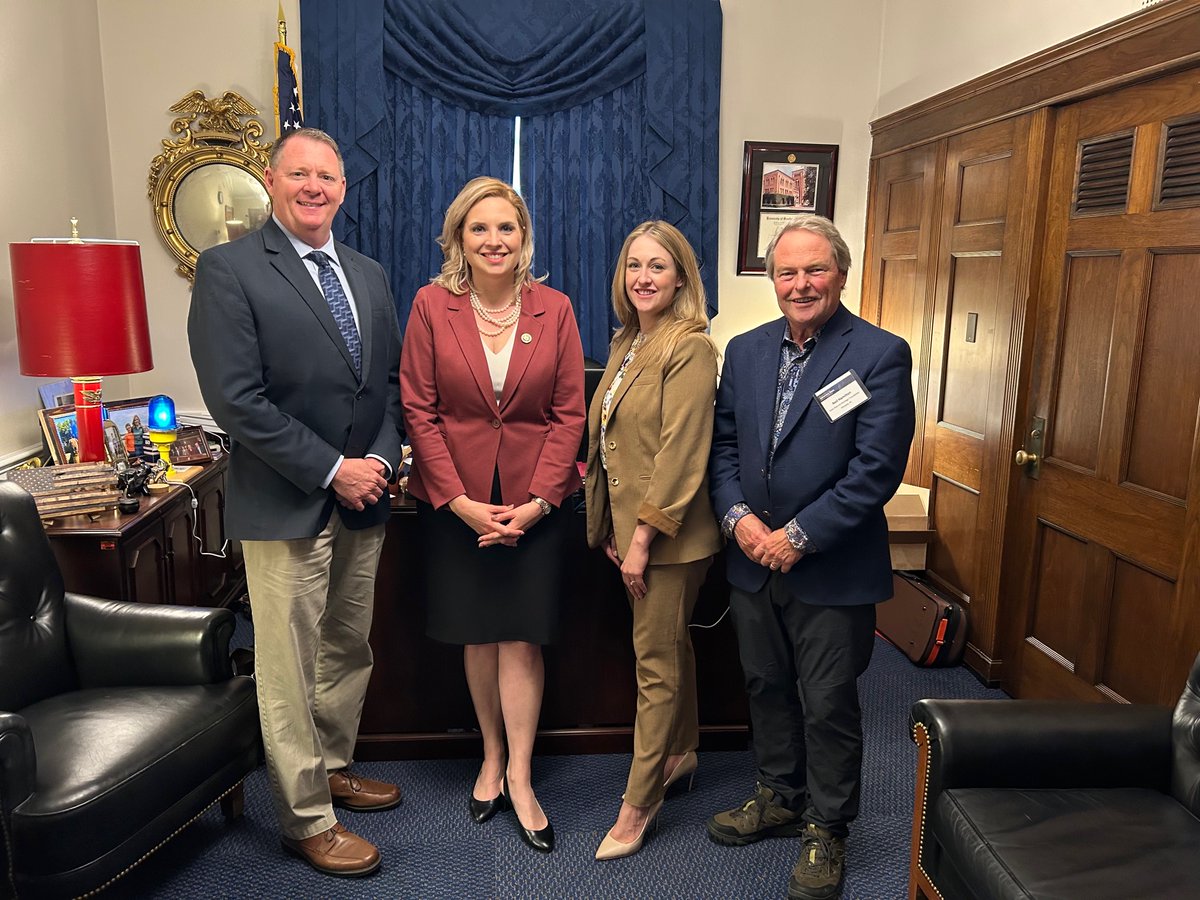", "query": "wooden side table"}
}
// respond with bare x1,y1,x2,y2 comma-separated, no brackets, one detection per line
42,457,245,608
